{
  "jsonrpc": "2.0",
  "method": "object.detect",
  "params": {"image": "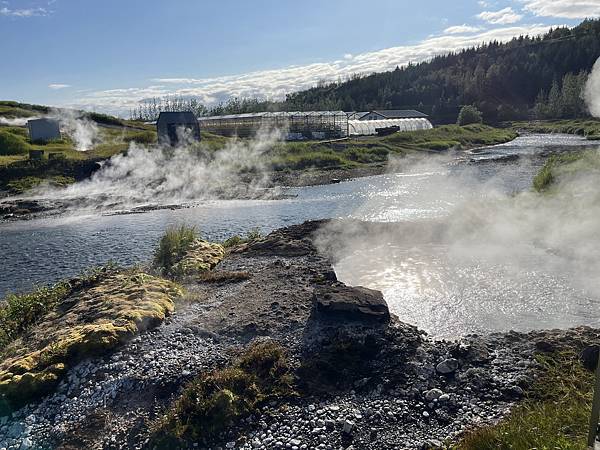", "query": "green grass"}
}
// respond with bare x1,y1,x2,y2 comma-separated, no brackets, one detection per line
222,228,263,248
458,352,594,450
153,225,199,276
6,175,75,194
0,264,119,356
0,283,71,352
269,124,517,172
150,340,294,447
510,119,600,138
0,130,31,155
533,150,600,192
